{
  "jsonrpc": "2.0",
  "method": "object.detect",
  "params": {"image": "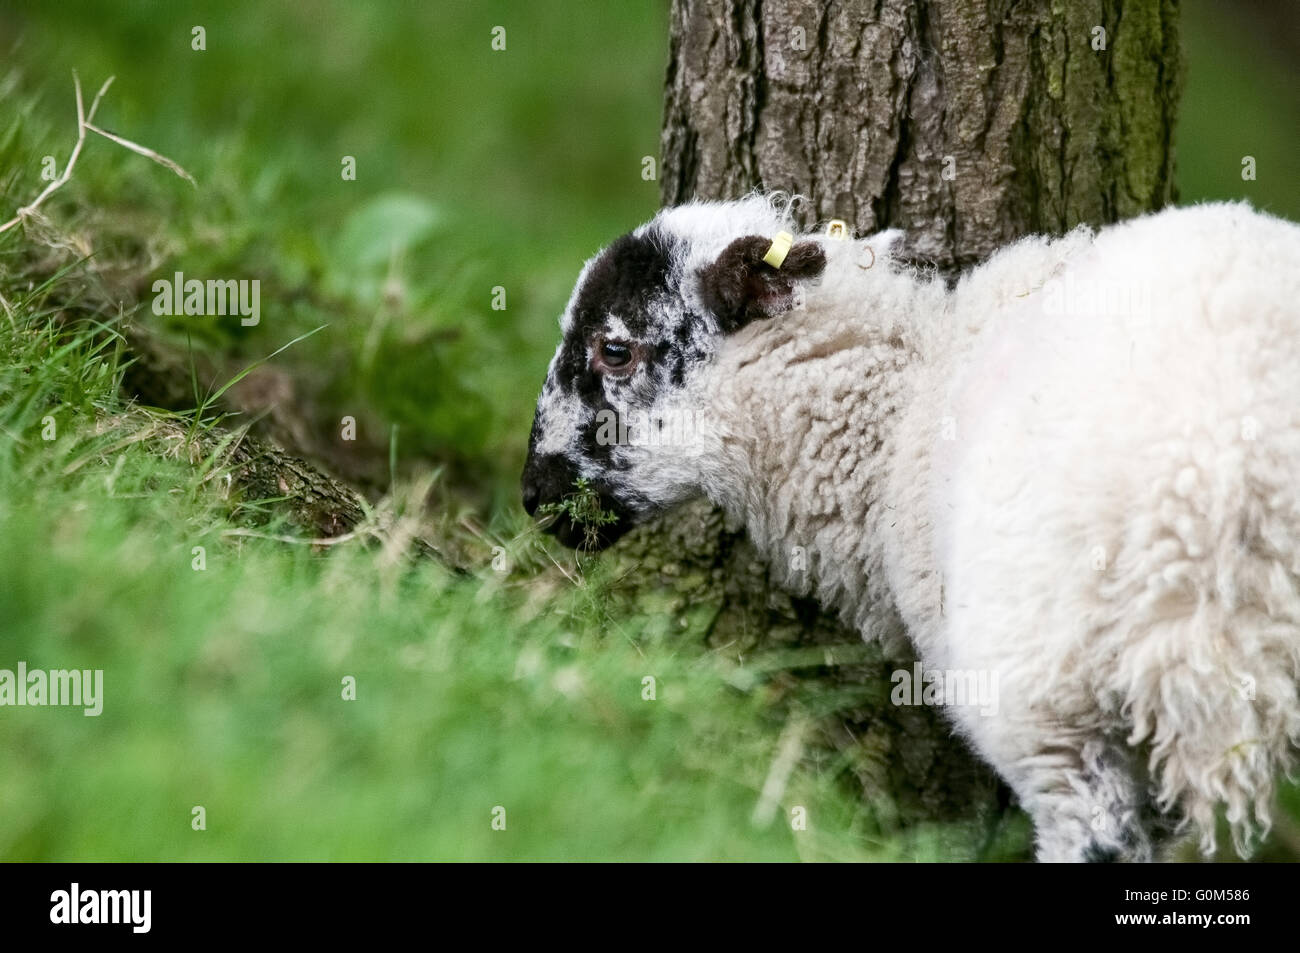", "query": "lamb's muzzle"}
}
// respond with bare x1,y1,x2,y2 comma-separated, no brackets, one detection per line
520,450,632,550
523,192,1300,861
